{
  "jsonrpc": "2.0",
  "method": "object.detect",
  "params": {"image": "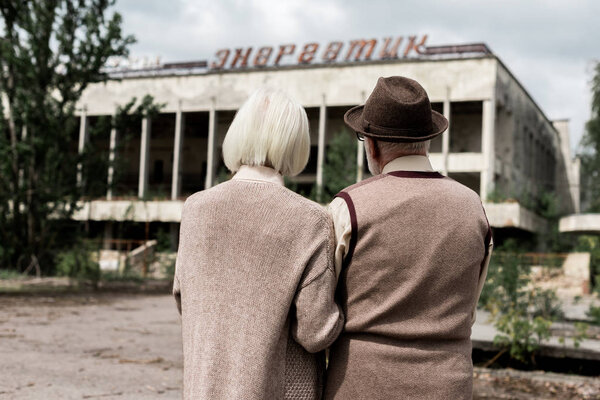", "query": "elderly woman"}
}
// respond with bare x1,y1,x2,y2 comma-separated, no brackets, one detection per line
173,88,343,400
